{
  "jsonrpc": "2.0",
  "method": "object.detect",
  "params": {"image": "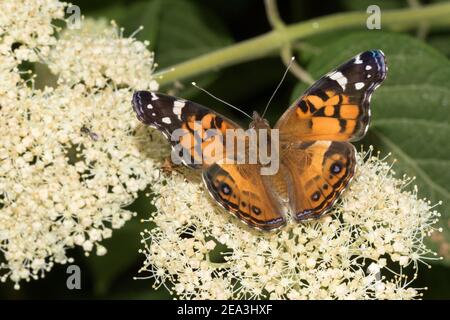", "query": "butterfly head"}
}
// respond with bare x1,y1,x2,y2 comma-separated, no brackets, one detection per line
249,111,270,129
